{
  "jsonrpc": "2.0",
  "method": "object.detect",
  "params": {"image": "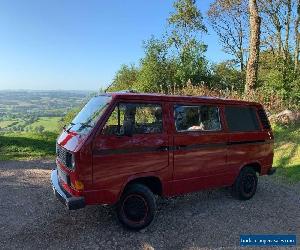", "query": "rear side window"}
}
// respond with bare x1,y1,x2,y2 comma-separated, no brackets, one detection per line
102,103,163,135
174,105,221,132
225,106,260,132
257,108,271,129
